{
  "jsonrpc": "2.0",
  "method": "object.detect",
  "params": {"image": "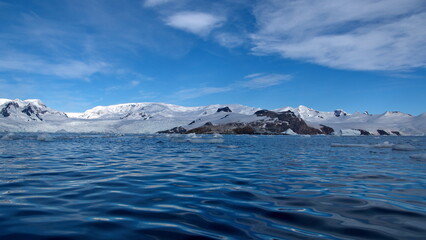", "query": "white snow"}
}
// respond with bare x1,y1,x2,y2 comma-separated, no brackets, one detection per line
73,102,259,120
274,105,425,136
1,98,425,135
